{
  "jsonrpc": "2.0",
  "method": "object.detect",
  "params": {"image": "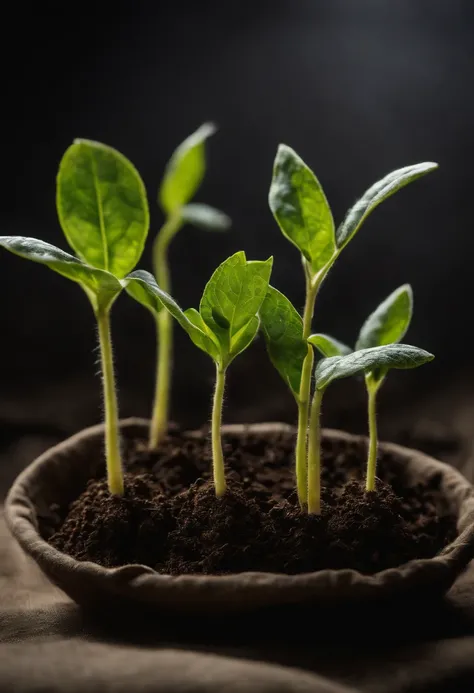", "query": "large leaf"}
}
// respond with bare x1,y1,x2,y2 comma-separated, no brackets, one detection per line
314,344,434,390
181,203,231,231
356,284,413,351
308,333,352,358
259,285,307,396
57,139,149,279
336,162,438,249
159,123,216,215
269,144,335,273
0,236,122,310
199,251,273,350
123,270,220,361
